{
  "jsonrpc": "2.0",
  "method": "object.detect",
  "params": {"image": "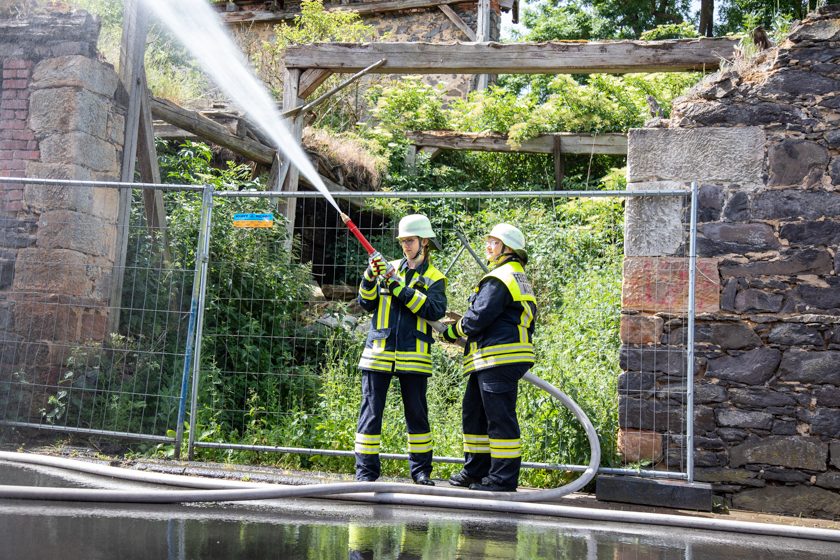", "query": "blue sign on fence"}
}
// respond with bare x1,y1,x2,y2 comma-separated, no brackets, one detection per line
233,213,274,228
